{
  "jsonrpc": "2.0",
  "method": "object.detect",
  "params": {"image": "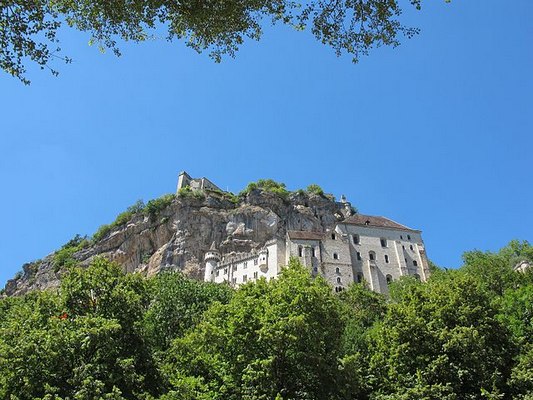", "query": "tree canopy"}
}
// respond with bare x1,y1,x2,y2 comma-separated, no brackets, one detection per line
1,0,449,84
0,240,531,399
